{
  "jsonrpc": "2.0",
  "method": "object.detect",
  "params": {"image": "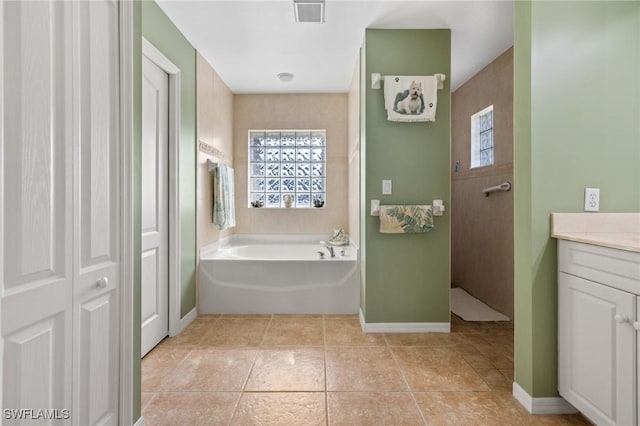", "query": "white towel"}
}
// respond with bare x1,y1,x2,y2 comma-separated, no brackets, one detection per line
383,75,438,122
213,164,236,230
